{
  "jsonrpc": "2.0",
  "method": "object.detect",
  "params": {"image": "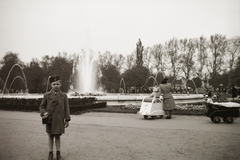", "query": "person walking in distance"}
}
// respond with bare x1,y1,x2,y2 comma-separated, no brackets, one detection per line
40,75,71,160
232,84,238,100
